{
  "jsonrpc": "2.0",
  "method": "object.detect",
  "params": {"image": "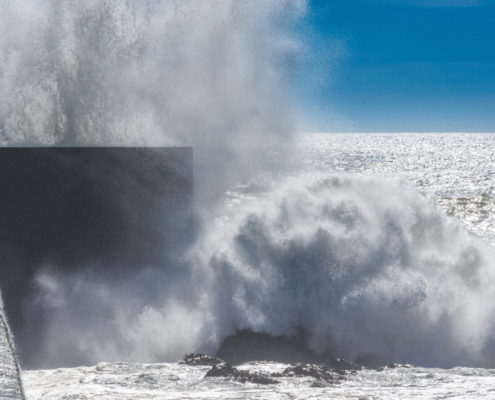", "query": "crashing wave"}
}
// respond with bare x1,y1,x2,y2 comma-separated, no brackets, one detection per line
192,174,495,368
